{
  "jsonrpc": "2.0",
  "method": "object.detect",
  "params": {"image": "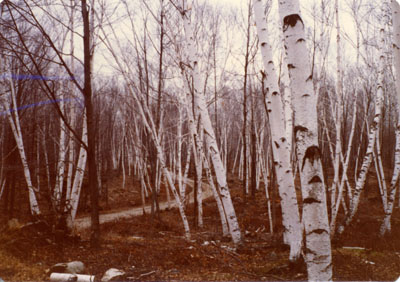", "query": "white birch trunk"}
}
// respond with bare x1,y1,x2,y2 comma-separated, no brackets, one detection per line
4,74,40,216
341,22,386,232
0,179,6,202
181,0,241,244
330,0,343,225
54,92,67,208
278,0,332,280
203,155,229,236
68,113,88,226
380,0,400,236
66,105,76,201
260,153,273,234
181,143,191,203
253,0,302,261
97,9,191,240
177,108,183,198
